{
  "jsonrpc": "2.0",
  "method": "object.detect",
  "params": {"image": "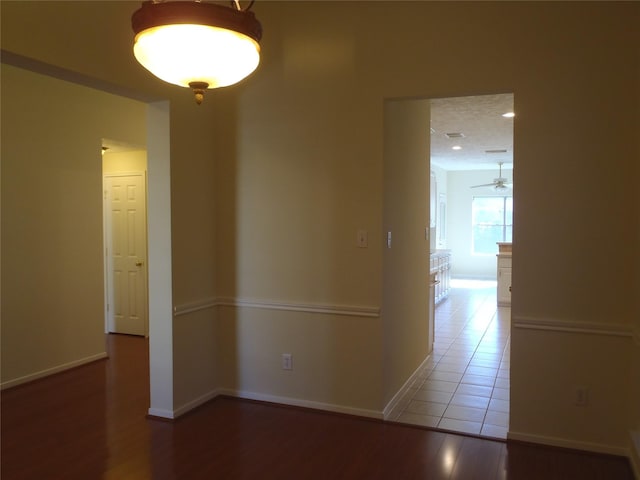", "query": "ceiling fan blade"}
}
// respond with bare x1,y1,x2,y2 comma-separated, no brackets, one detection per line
471,163,513,190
